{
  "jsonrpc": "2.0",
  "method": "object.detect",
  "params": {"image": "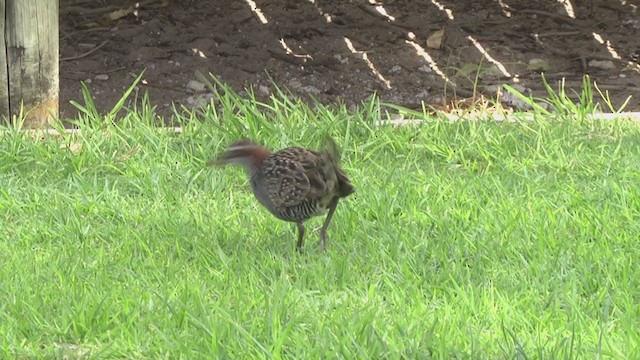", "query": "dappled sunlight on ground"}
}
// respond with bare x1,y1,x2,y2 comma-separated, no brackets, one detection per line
59,0,640,119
